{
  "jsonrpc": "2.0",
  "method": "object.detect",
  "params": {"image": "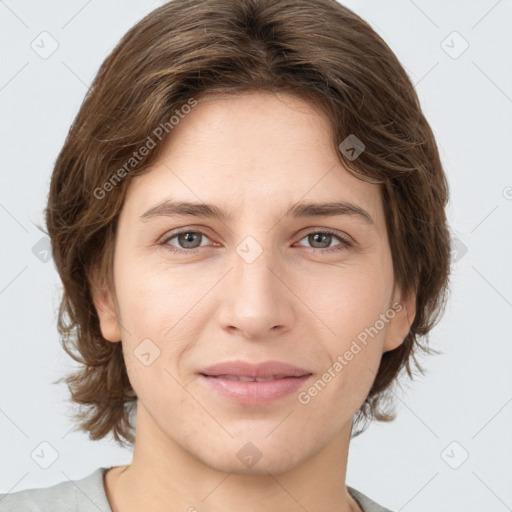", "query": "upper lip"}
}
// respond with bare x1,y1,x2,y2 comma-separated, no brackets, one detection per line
199,360,312,378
